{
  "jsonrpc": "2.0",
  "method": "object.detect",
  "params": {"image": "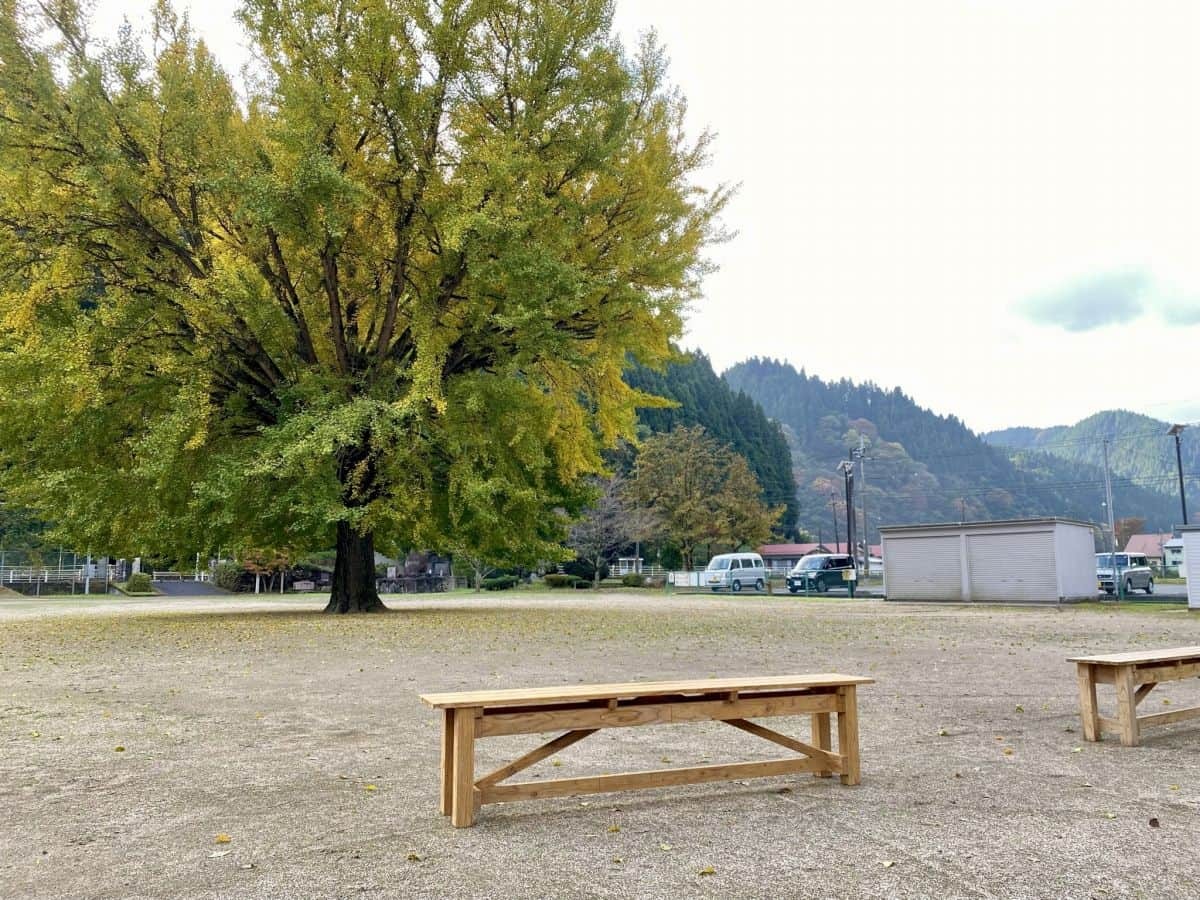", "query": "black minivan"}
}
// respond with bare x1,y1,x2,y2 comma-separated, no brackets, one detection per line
786,554,855,593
